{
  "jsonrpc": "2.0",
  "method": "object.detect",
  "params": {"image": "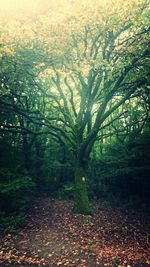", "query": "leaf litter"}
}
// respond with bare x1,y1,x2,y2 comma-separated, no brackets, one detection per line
0,198,149,267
